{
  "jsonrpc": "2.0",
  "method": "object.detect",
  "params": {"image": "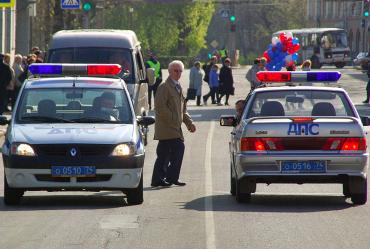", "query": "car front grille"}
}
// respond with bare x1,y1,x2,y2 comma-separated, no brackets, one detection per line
35,144,114,157
35,174,112,182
